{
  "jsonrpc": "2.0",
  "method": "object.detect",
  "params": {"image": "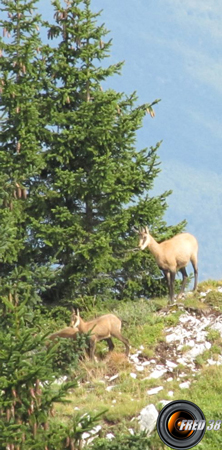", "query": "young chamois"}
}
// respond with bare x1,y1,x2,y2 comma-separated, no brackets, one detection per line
48,327,79,341
135,226,198,303
70,309,130,360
